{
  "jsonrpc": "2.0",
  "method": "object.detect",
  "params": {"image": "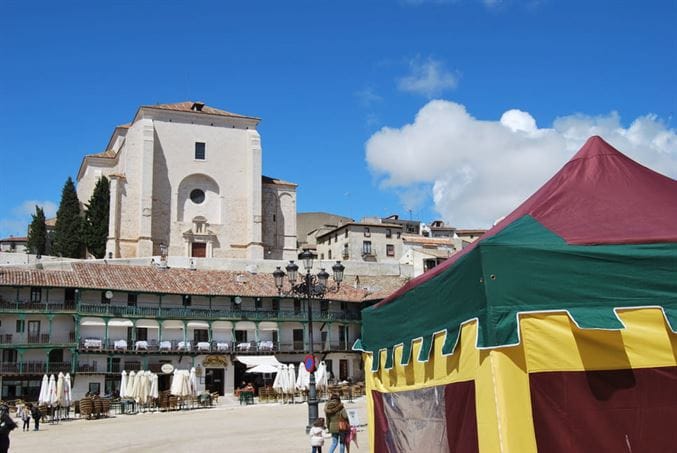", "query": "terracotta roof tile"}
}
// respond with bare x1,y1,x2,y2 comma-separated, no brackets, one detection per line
143,101,259,121
0,263,408,303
